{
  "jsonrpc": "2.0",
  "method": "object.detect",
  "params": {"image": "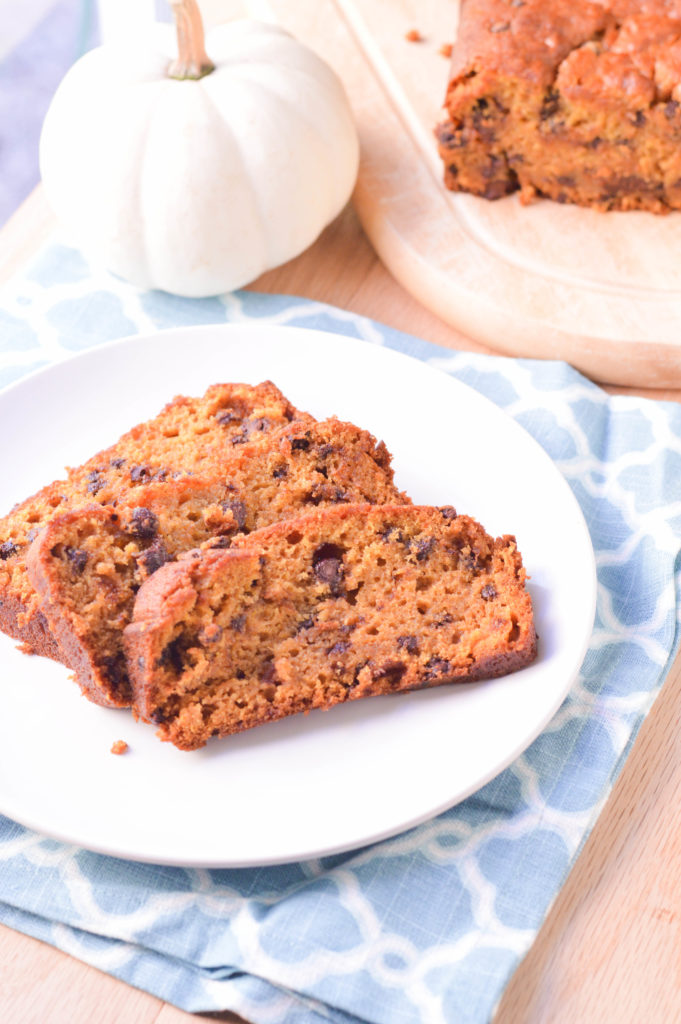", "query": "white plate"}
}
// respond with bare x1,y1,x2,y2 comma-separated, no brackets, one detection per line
0,325,595,866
